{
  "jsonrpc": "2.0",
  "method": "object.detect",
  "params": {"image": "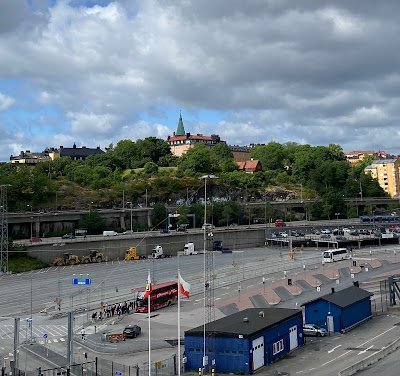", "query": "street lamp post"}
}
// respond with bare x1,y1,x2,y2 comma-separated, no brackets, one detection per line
335,212,340,221
199,174,218,372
